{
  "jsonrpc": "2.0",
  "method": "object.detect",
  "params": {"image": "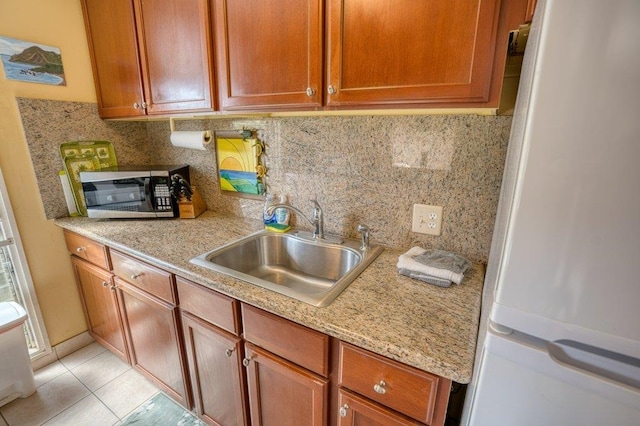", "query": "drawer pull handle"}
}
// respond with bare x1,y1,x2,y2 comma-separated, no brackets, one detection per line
130,273,142,280
339,404,349,418
373,380,387,394
76,247,86,252
225,348,235,357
